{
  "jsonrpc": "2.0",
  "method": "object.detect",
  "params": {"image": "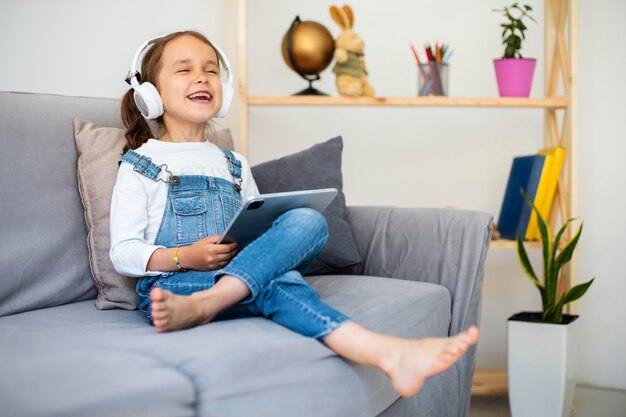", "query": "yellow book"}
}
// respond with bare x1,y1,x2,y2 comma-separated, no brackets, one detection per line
525,152,554,240
525,147,566,240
